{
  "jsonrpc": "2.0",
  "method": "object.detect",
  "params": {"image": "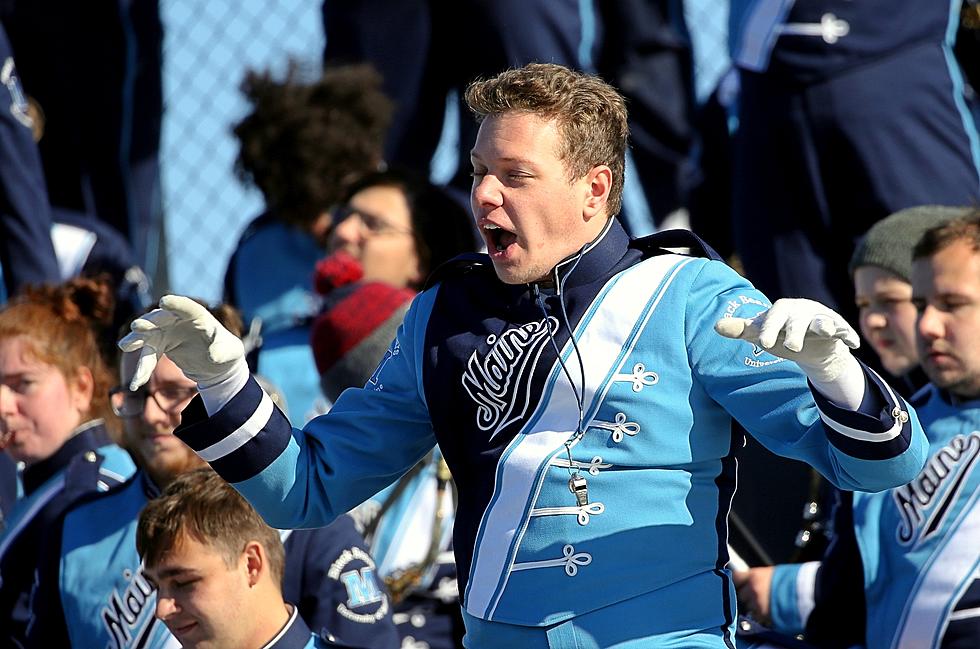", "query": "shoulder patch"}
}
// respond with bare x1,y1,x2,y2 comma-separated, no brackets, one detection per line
328,546,390,623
